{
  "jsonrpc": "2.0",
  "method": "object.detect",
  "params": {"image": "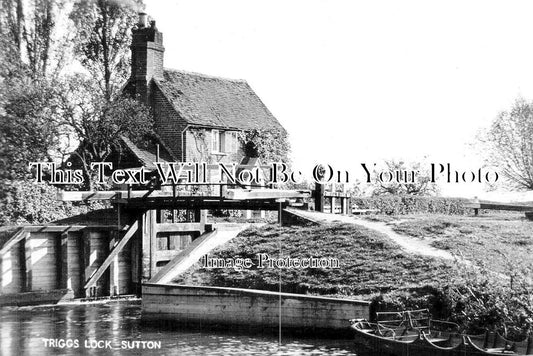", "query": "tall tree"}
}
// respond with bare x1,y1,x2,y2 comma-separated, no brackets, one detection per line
0,0,70,182
55,74,153,188
0,0,25,58
70,0,141,99
479,98,533,190
0,77,62,179
0,0,69,79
